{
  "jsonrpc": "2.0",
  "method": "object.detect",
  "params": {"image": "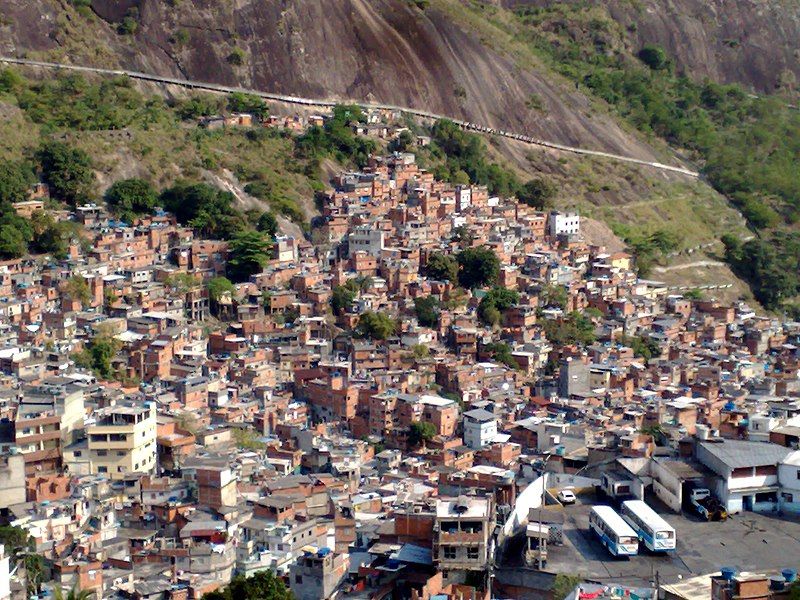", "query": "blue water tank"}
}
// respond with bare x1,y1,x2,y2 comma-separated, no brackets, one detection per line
769,576,786,591
721,567,737,581
782,569,797,583
317,547,331,557
724,402,735,412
